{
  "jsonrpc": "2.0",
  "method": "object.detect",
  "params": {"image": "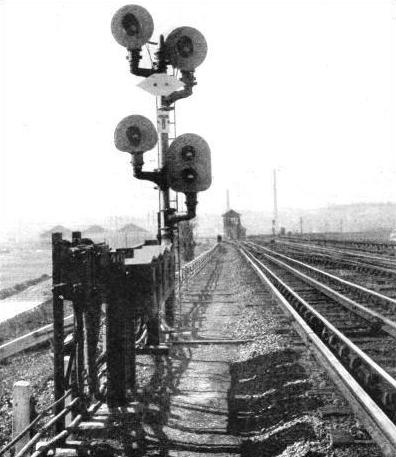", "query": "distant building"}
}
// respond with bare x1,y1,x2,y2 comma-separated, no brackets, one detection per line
39,225,72,242
112,222,150,248
80,225,106,242
83,225,105,236
222,209,246,240
119,223,148,235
